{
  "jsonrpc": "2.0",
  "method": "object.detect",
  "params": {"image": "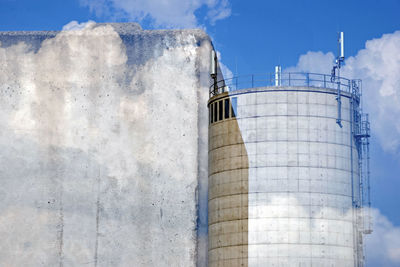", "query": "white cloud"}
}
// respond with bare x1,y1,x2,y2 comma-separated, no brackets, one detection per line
80,0,231,28
365,209,400,266
285,51,335,74
205,0,231,25
61,20,96,31
286,31,400,155
343,31,400,154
